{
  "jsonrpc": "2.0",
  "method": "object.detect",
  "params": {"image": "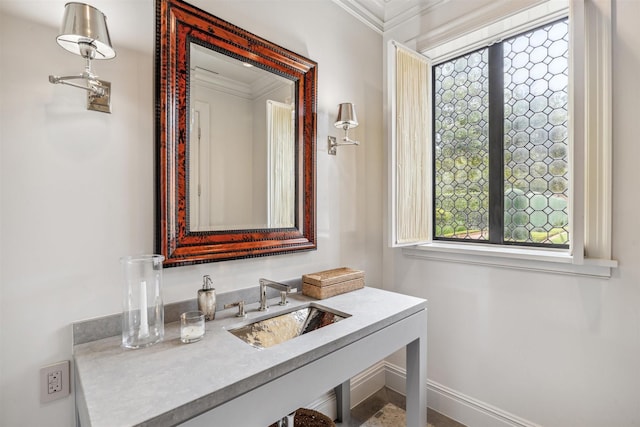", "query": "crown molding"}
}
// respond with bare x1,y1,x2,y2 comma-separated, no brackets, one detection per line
332,0,386,33
332,0,447,34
